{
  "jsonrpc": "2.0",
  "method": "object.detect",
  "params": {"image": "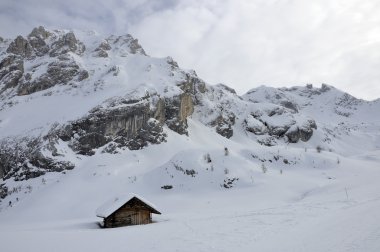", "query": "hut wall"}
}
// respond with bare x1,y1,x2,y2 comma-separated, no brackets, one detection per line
104,209,151,228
